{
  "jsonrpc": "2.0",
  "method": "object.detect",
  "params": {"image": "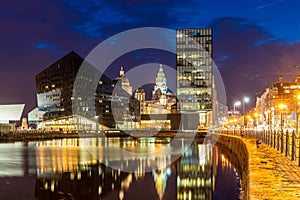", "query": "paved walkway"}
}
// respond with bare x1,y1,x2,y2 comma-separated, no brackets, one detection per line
243,138,300,200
